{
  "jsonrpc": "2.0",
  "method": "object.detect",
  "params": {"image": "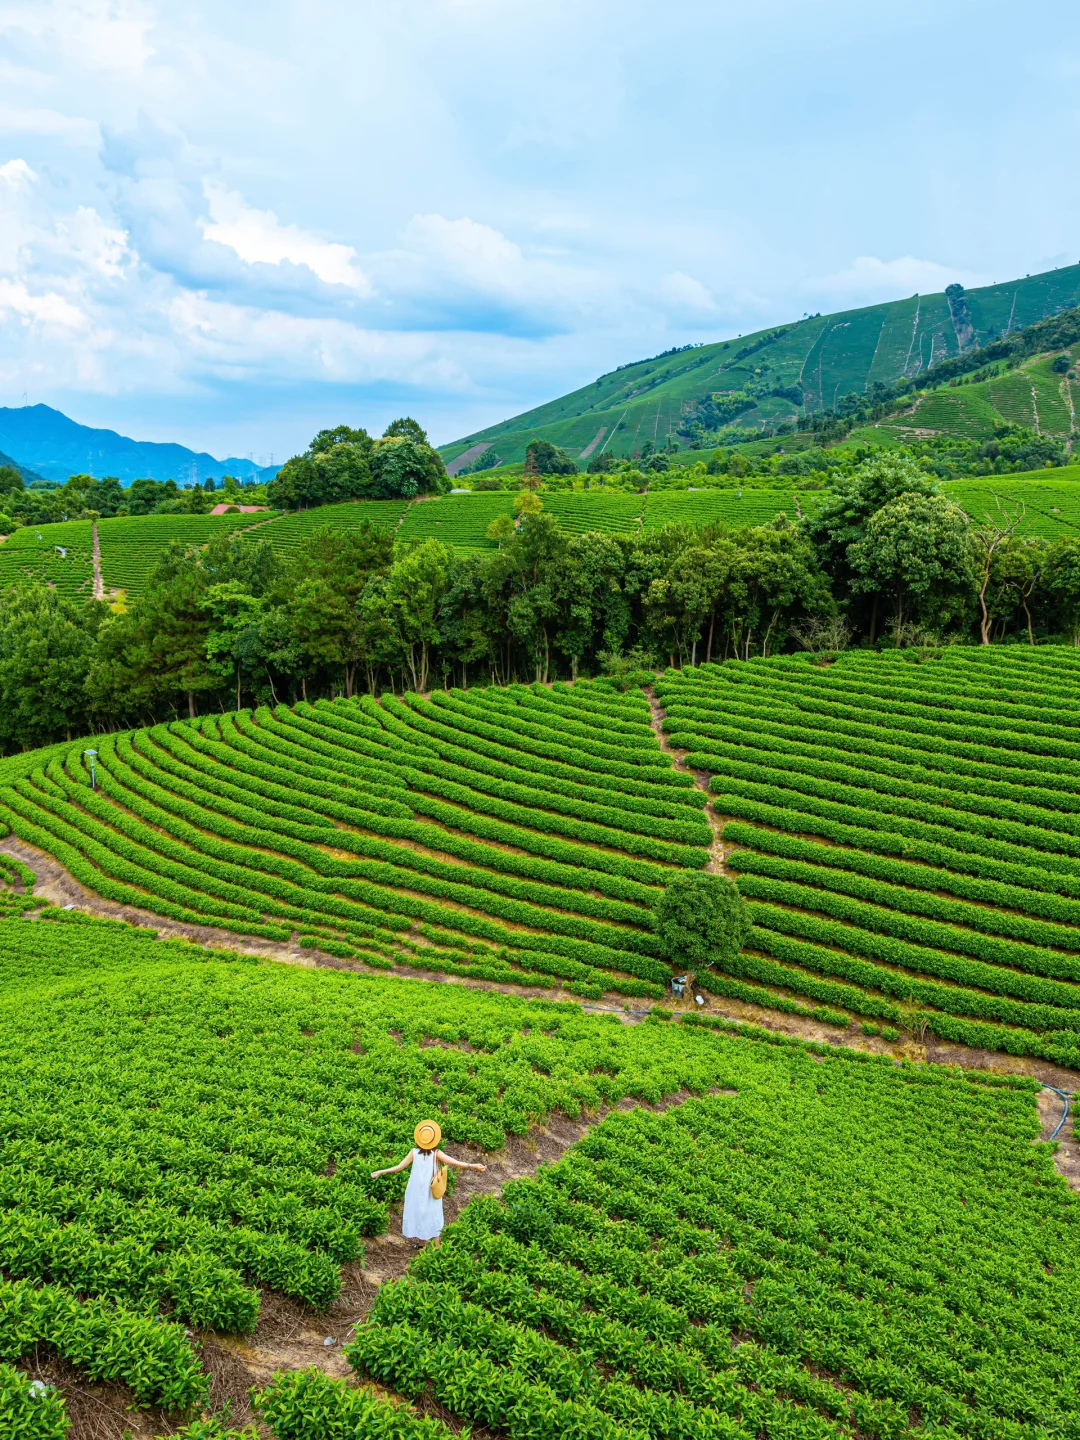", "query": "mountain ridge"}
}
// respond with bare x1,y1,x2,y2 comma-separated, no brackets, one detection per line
0,404,280,486
439,261,1080,471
